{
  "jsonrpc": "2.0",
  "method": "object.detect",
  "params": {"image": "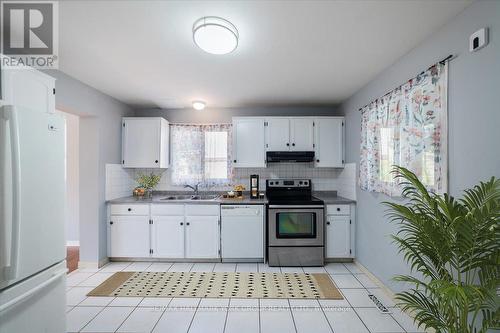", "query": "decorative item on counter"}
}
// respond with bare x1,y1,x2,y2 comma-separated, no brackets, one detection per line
259,192,265,199
250,174,259,199
233,184,245,198
133,187,146,198
135,172,161,198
